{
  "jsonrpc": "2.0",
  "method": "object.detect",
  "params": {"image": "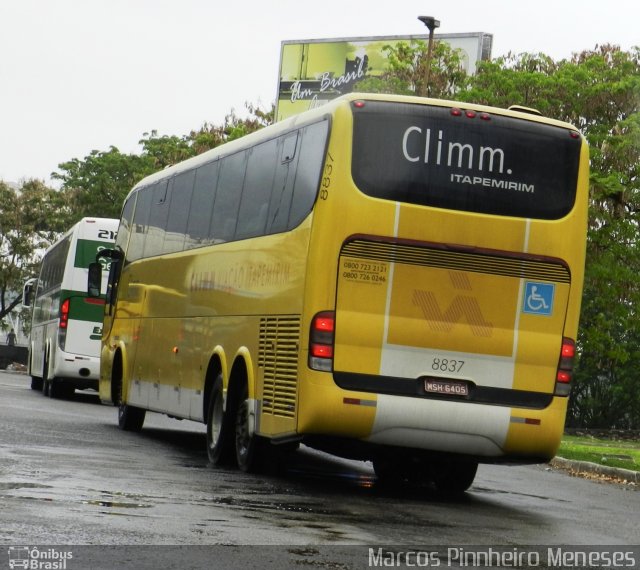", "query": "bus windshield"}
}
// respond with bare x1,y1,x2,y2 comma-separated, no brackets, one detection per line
351,100,581,219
